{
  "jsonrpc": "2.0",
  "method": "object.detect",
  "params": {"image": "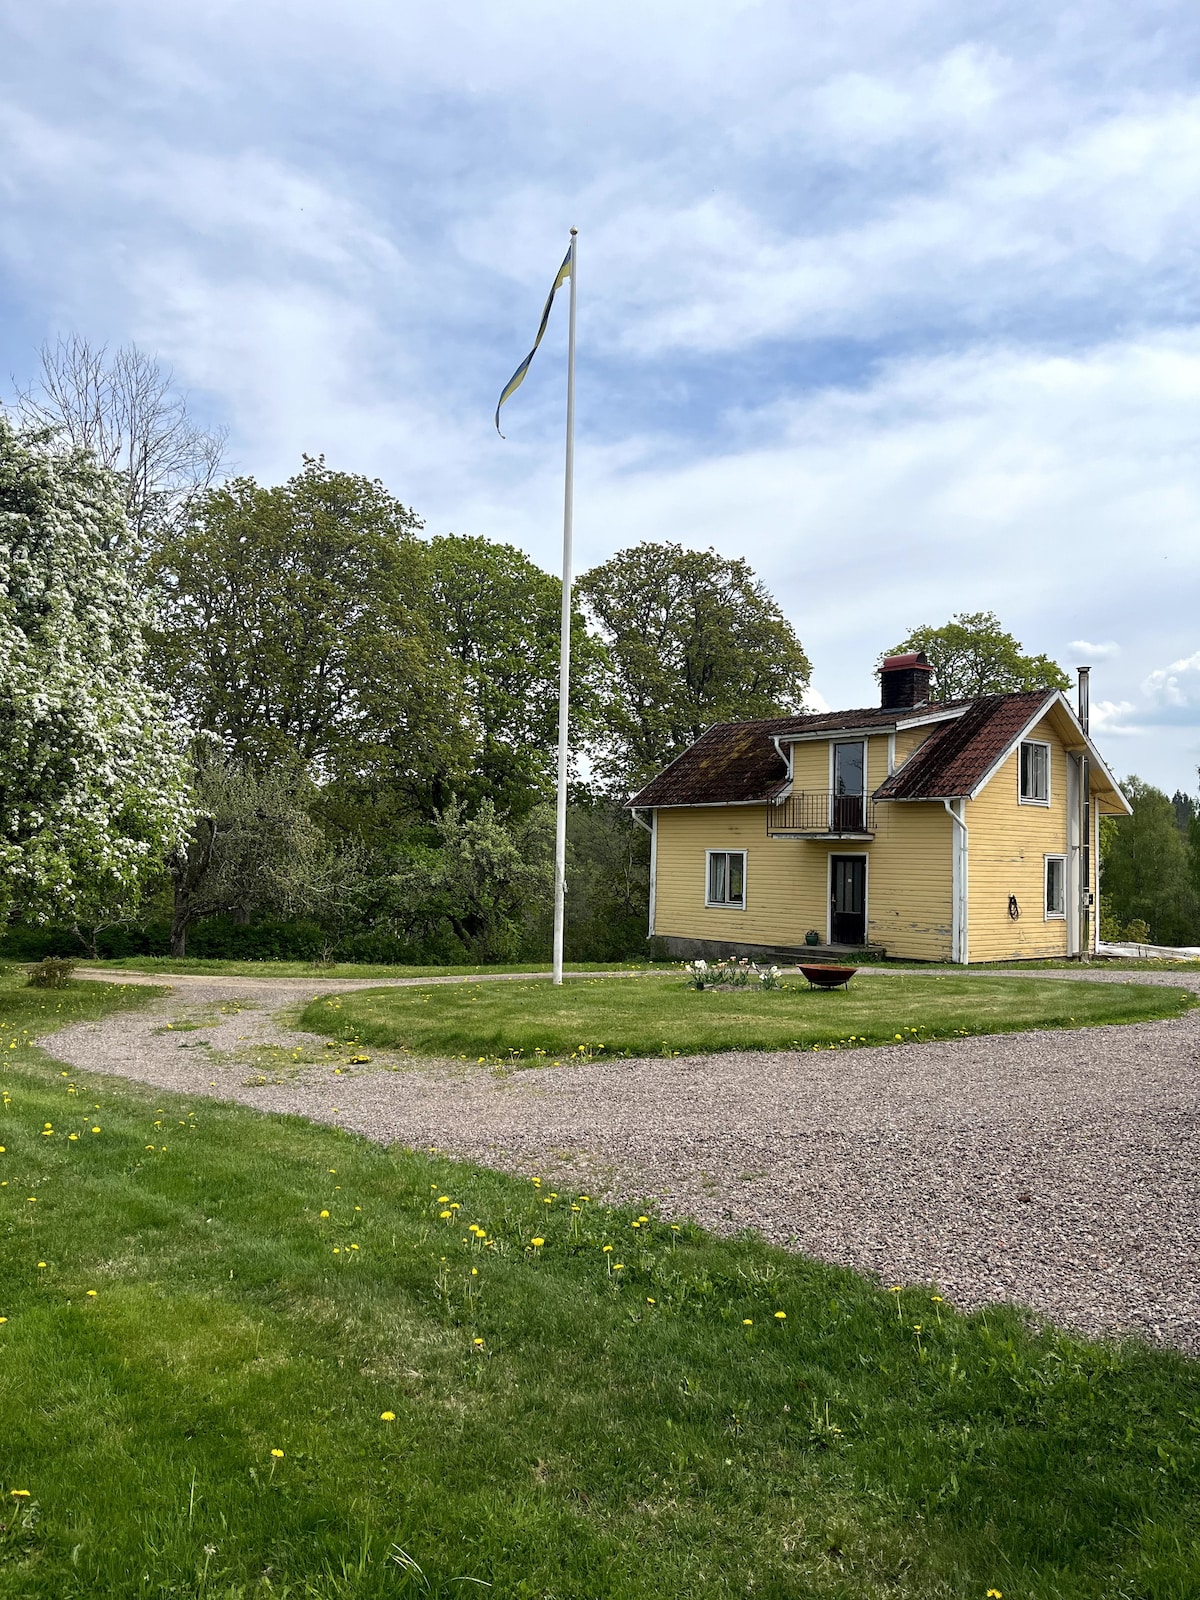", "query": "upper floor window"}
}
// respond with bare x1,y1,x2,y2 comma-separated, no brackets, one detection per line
1019,740,1050,805
706,849,745,908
